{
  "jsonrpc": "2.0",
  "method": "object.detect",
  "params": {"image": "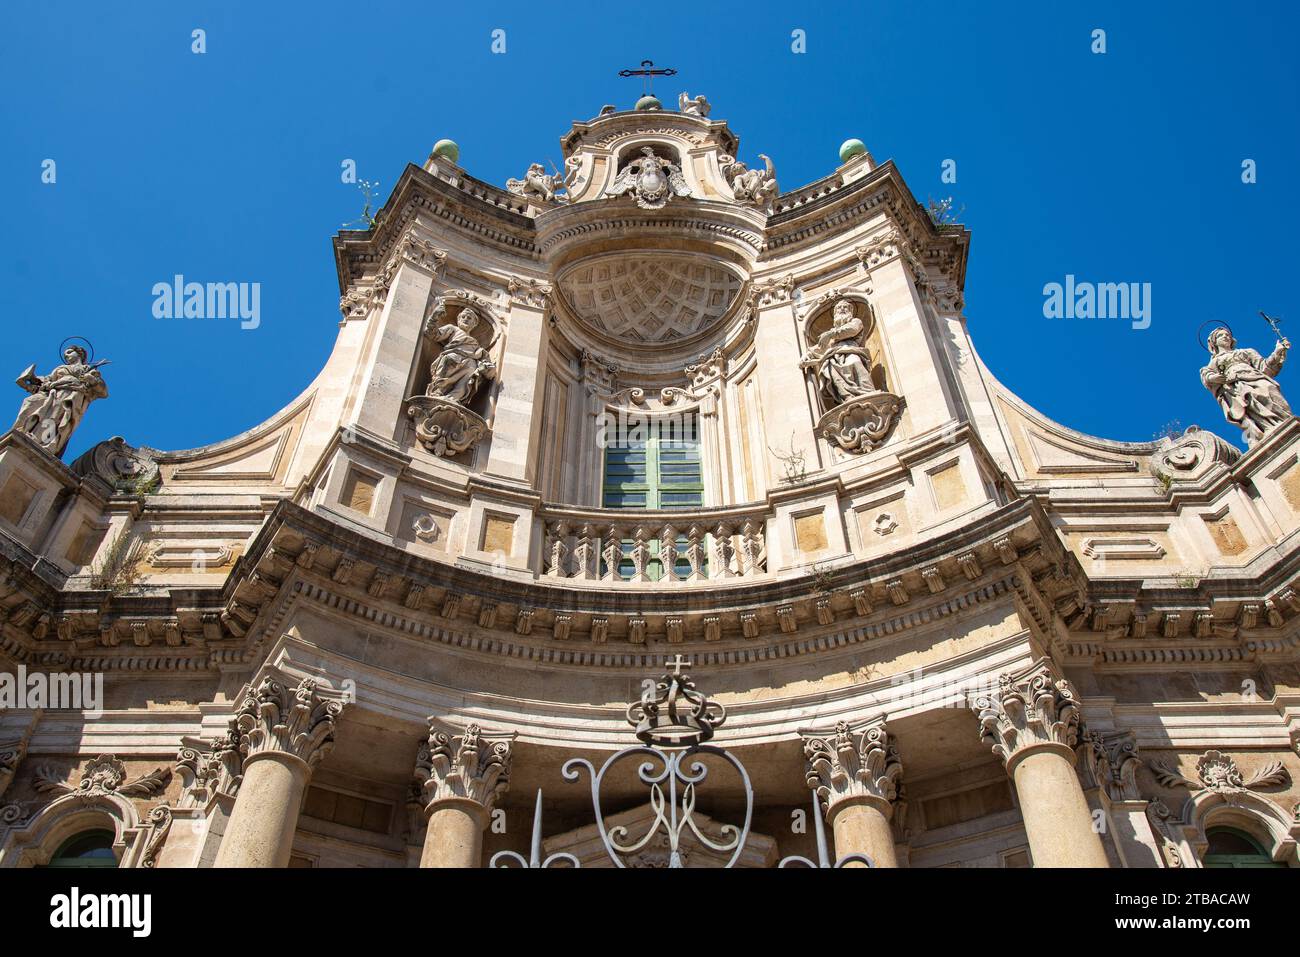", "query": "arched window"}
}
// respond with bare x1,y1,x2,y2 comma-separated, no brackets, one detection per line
43,830,119,868
1202,827,1283,868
